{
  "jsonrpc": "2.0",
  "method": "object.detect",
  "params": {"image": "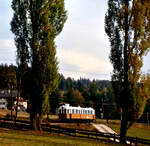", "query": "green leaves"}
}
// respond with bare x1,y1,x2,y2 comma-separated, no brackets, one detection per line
11,0,67,129
105,0,150,142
